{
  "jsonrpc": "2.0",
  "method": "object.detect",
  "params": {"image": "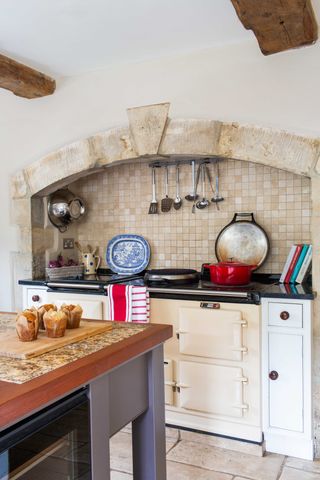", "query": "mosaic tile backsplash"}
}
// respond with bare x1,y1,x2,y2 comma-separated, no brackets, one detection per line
70,159,311,274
